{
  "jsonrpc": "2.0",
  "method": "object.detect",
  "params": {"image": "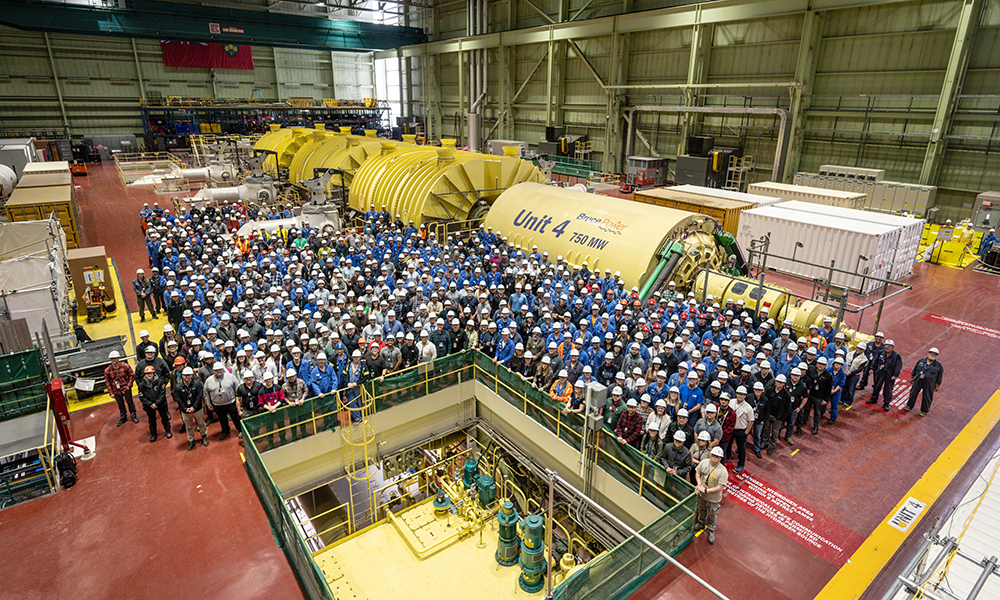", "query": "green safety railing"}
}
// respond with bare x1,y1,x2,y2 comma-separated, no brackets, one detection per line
243,417,337,600
0,348,49,422
553,497,697,600
242,349,696,600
